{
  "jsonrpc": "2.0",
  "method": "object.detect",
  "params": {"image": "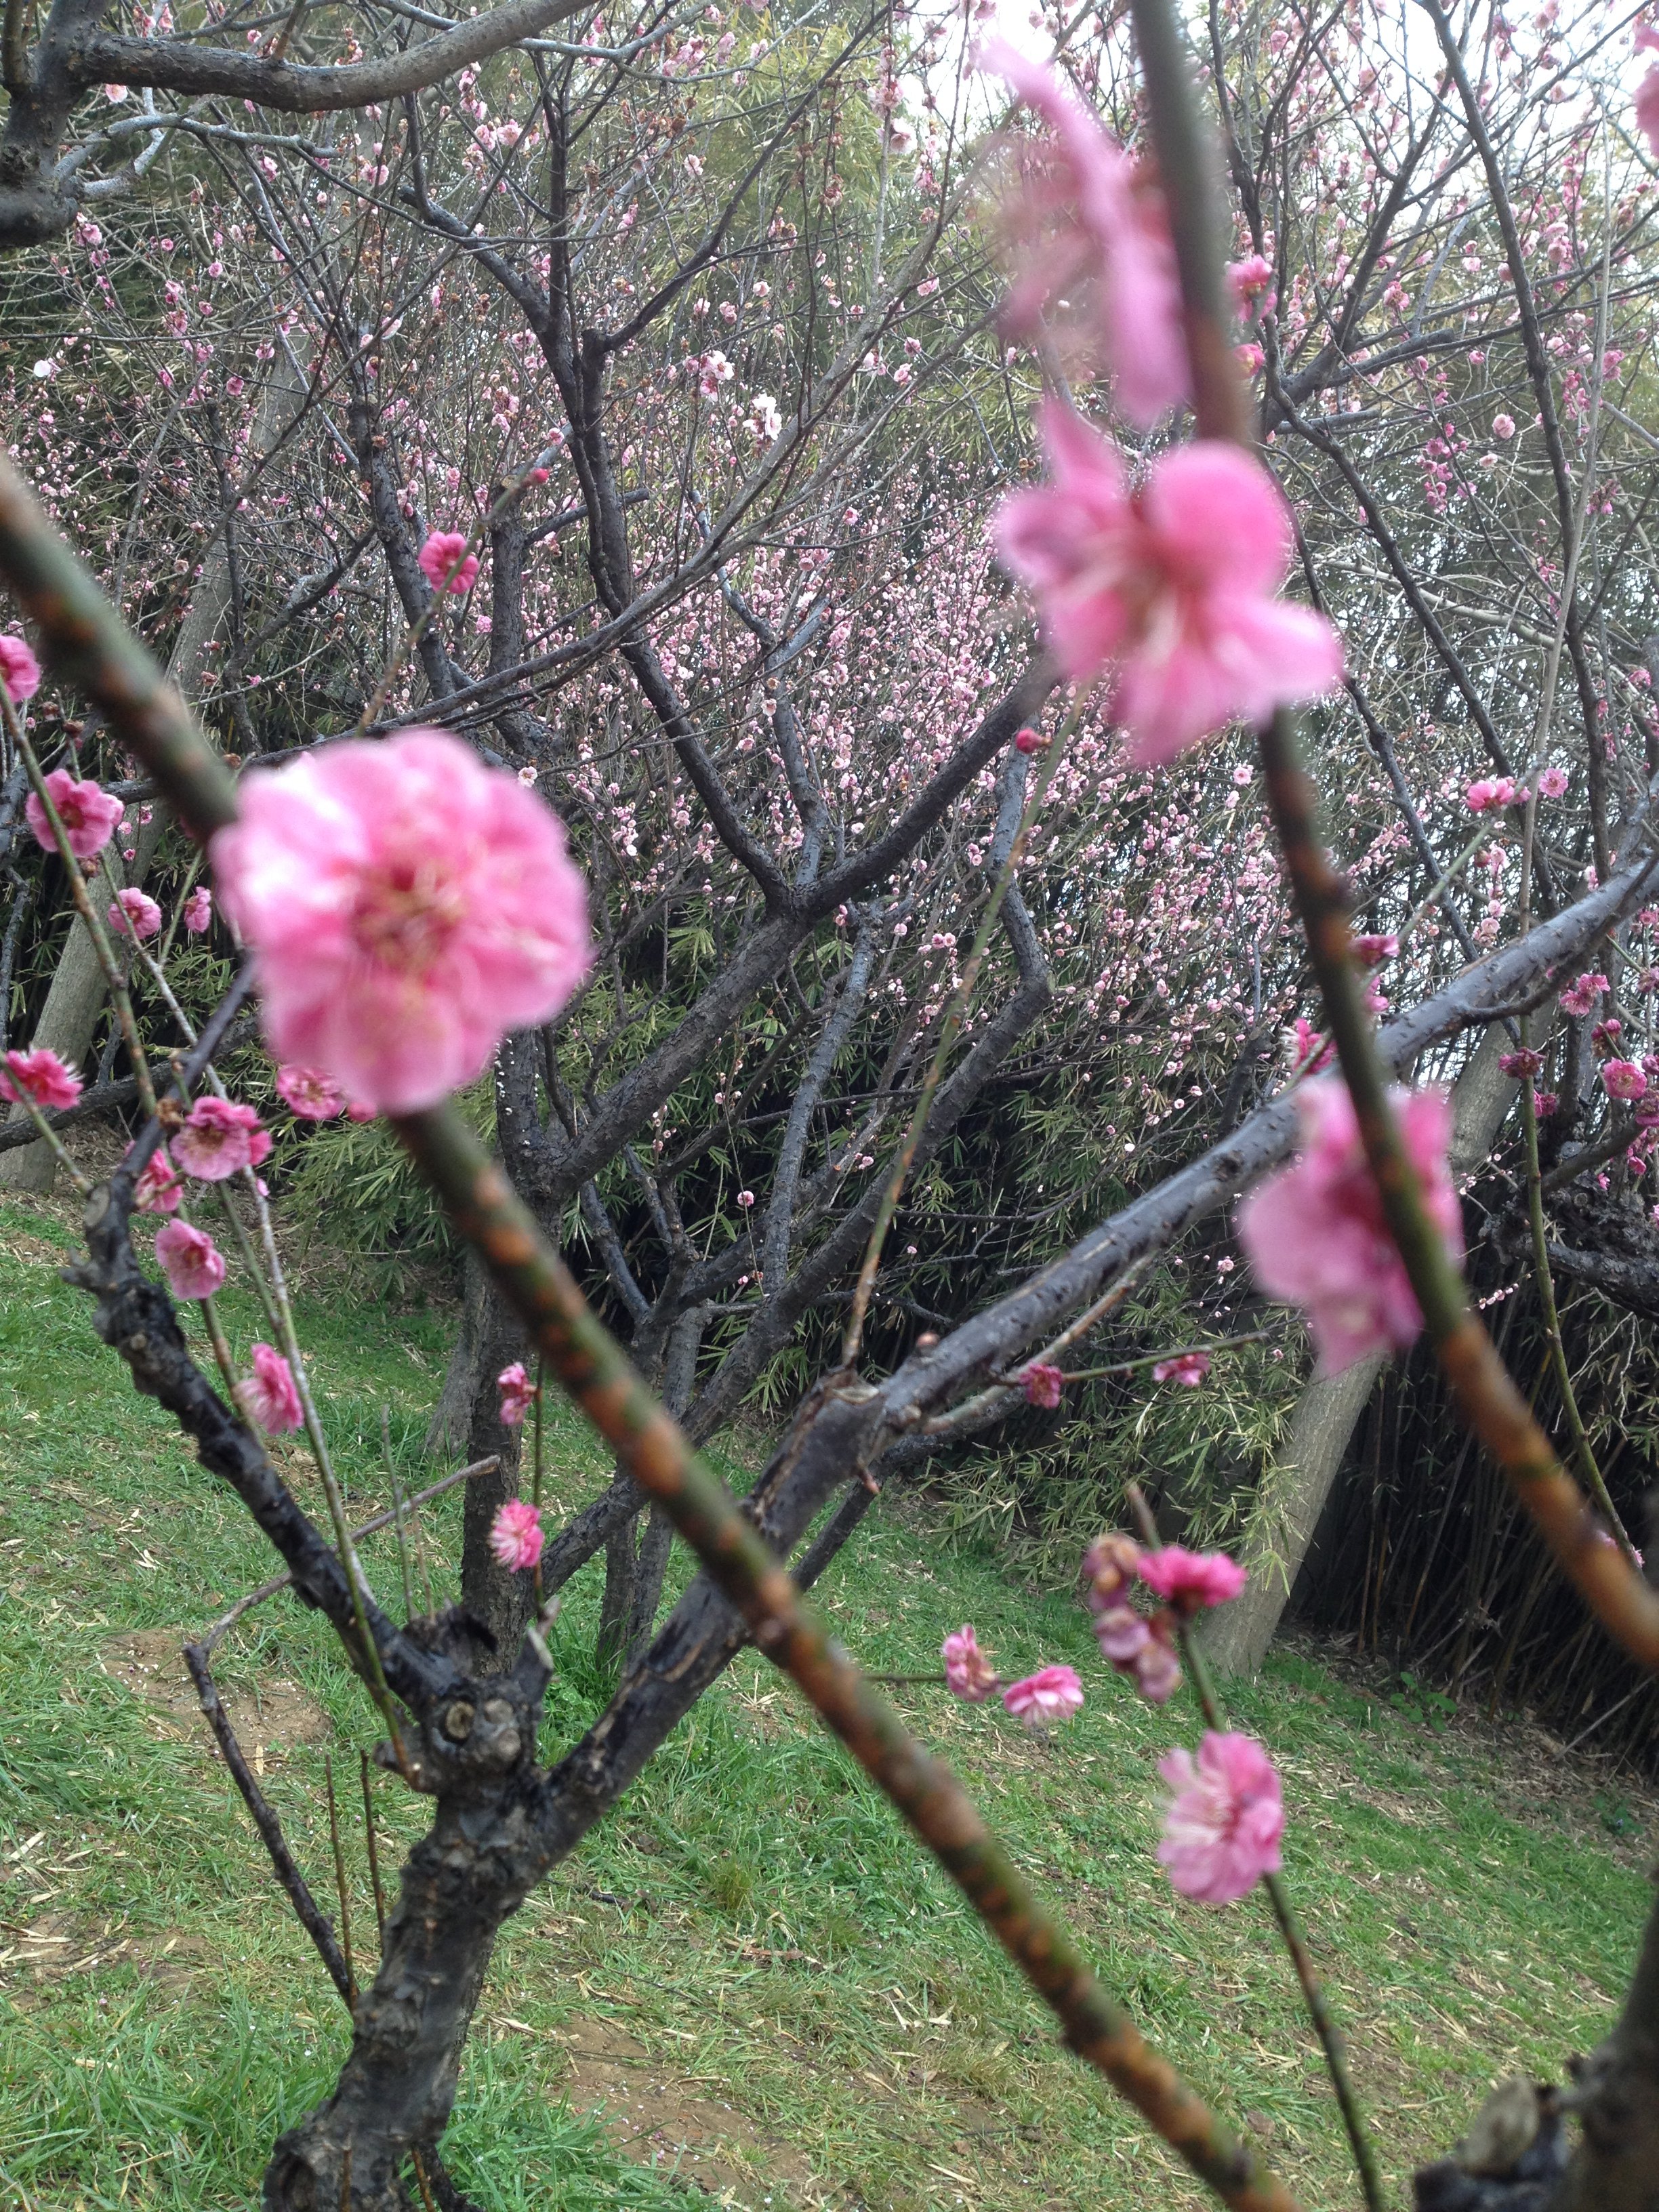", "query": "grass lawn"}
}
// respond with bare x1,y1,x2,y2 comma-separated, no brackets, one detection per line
0,1178,1652,2212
